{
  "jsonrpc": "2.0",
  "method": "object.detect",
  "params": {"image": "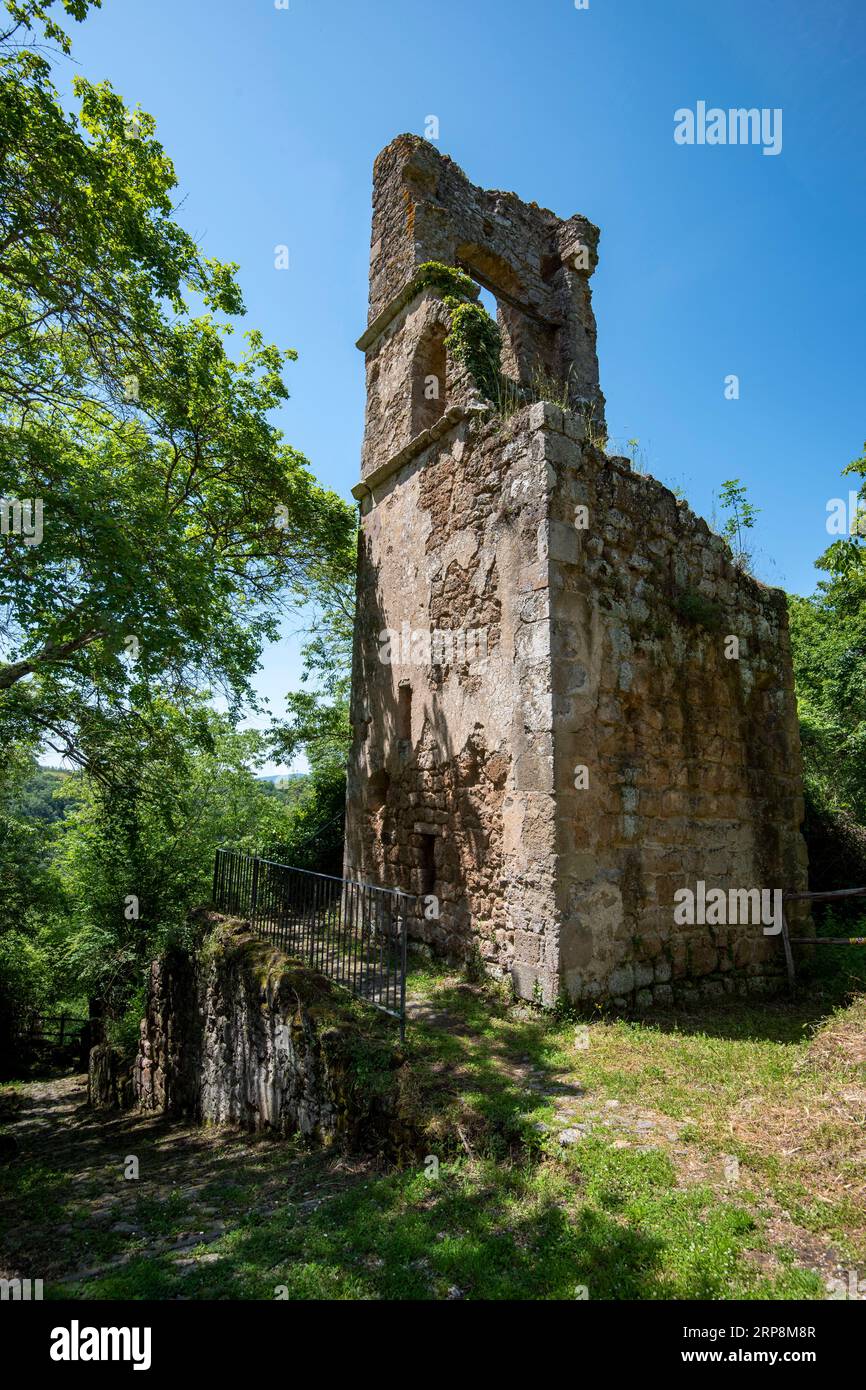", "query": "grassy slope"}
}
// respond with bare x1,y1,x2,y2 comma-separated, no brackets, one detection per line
2,948,864,1301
